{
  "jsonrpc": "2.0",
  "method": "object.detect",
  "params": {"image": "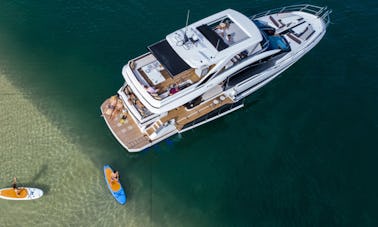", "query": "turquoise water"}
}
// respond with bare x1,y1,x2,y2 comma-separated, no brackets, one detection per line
0,0,377,226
